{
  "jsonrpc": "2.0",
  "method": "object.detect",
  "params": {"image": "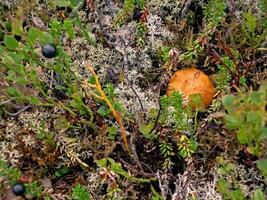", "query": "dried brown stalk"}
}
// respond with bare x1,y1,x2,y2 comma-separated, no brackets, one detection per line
82,63,130,153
